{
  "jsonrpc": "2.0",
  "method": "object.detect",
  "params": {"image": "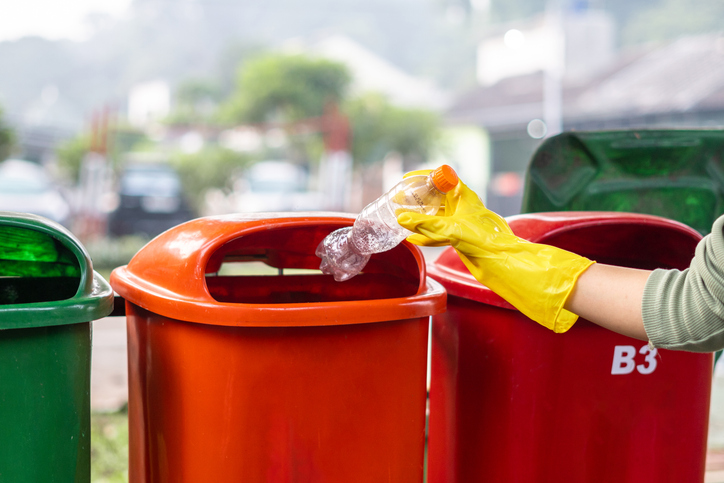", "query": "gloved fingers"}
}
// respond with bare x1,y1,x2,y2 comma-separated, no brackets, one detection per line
397,212,458,246
397,172,512,237
405,233,451,247
399,210,517,249
440,182,513,235
442,179,482,215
